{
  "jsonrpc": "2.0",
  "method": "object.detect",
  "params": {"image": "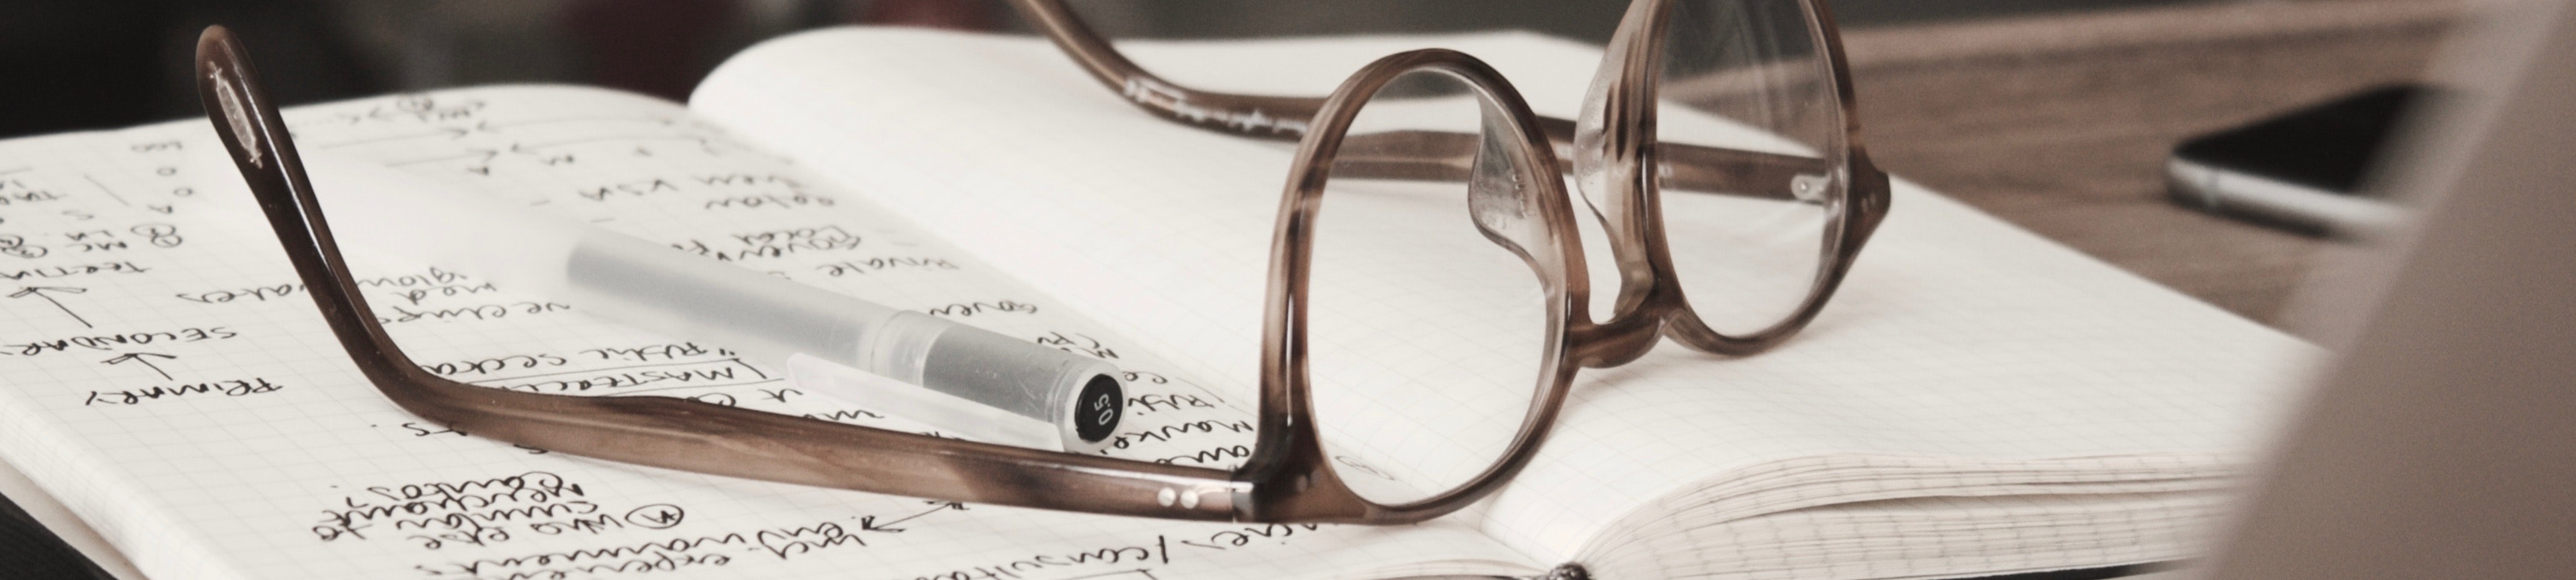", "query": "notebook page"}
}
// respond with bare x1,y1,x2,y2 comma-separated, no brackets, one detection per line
0,87,1533,579
692,28,2317,565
